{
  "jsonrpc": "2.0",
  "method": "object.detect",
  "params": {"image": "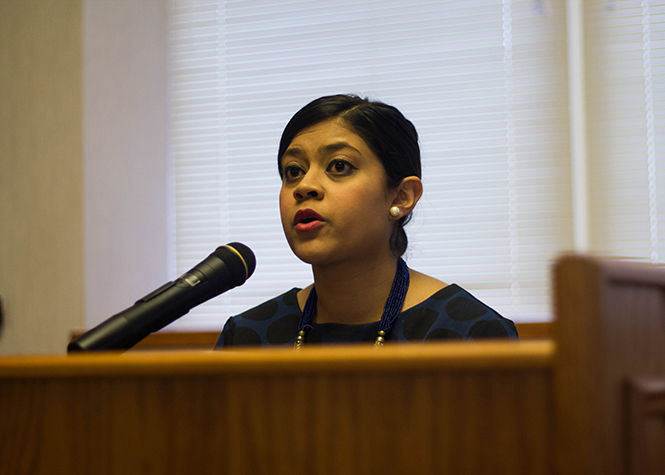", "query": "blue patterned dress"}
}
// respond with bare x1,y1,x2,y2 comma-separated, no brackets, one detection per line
215,284,518,347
